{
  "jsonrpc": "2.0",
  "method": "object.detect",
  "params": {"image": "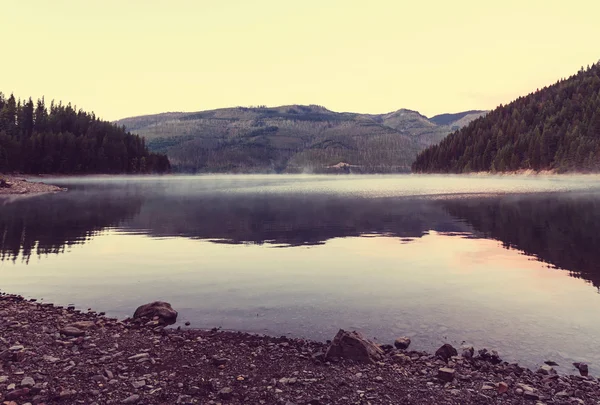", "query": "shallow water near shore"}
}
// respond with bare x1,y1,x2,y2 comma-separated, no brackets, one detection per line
2,174,600,374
